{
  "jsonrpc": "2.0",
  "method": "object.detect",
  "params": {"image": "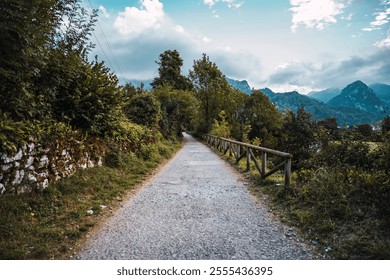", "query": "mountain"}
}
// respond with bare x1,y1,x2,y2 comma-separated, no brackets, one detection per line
259,87,380,126
370,83,390,106
226,77,252,94
328,81,387,116
308,88,340,103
